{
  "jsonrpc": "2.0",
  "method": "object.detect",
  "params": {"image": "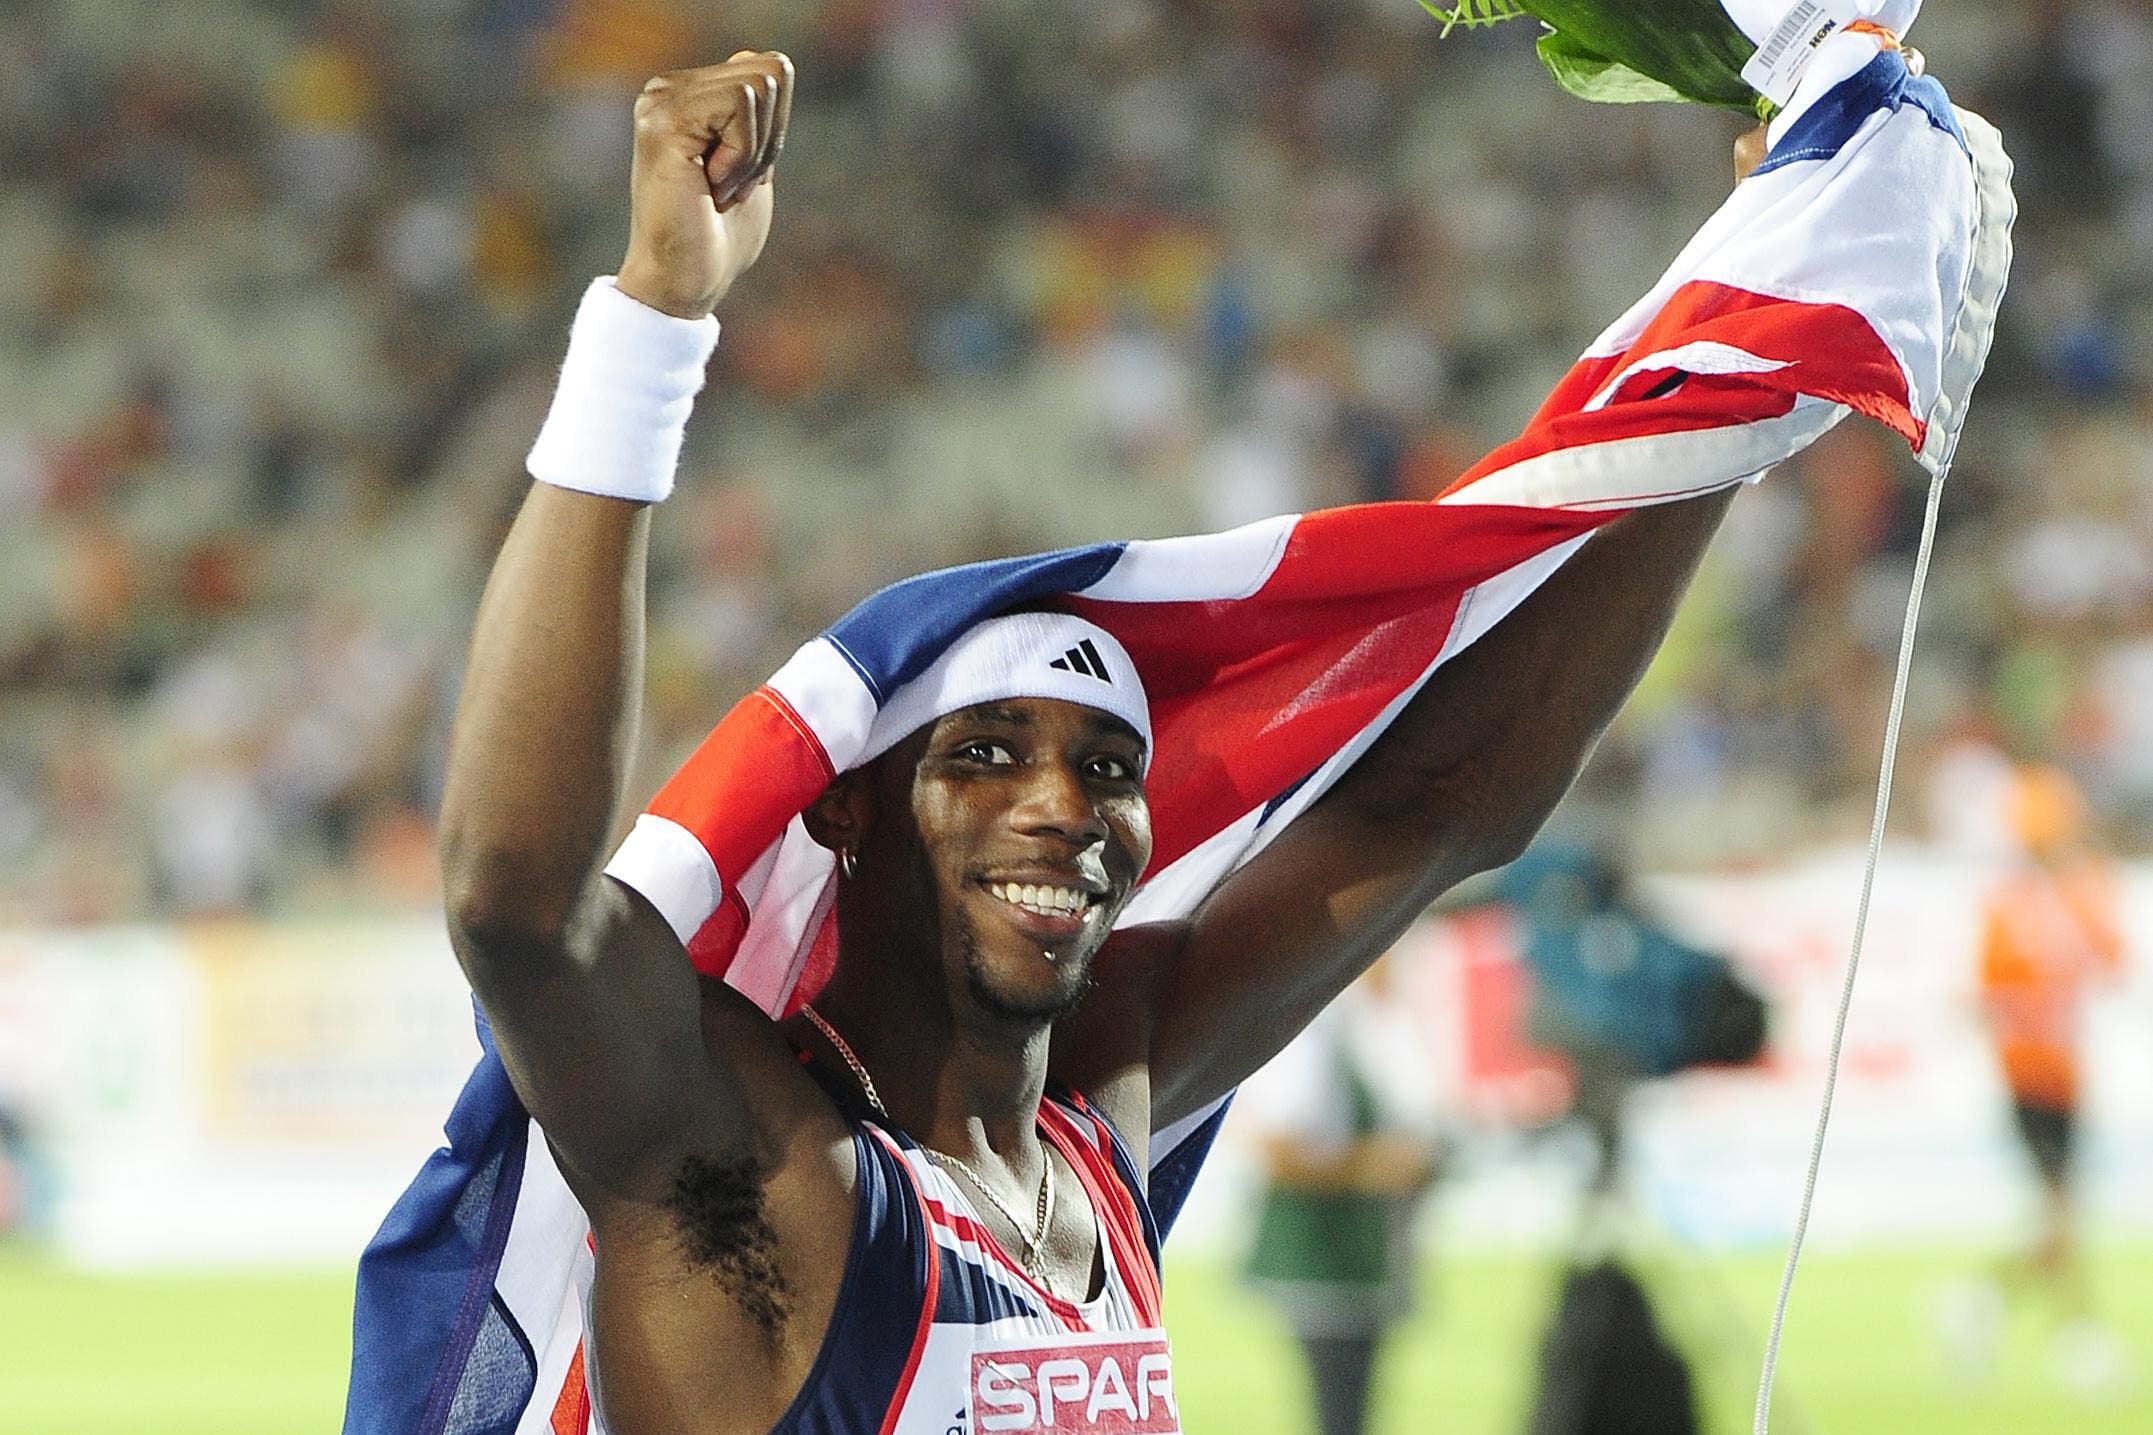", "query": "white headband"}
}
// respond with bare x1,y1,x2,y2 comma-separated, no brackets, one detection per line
857,613,1153,770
